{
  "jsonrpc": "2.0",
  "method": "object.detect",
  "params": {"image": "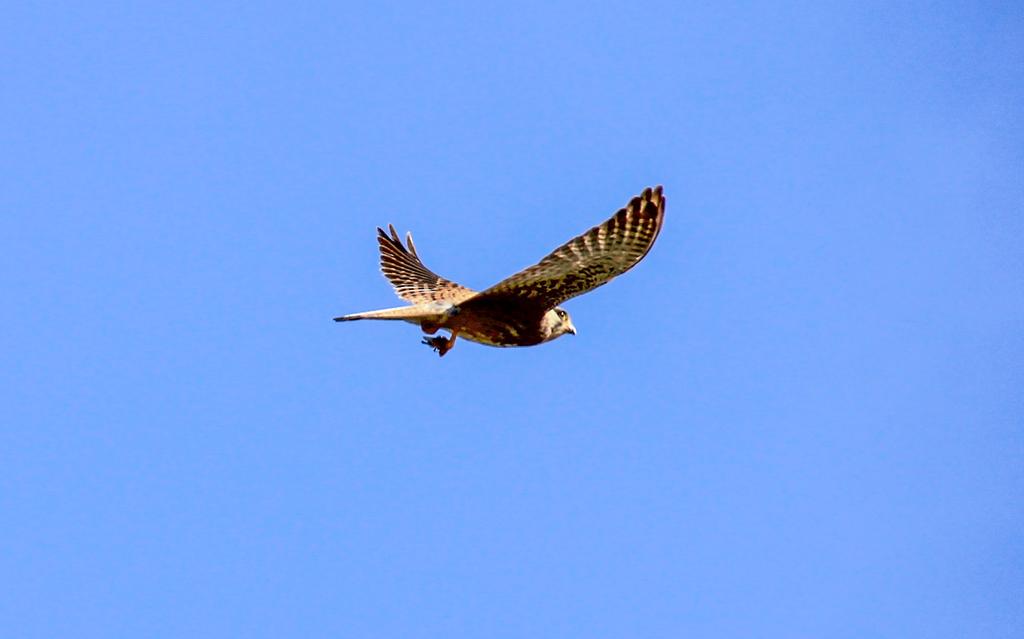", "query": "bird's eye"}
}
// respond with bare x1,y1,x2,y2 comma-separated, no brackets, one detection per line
556,310,565,318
